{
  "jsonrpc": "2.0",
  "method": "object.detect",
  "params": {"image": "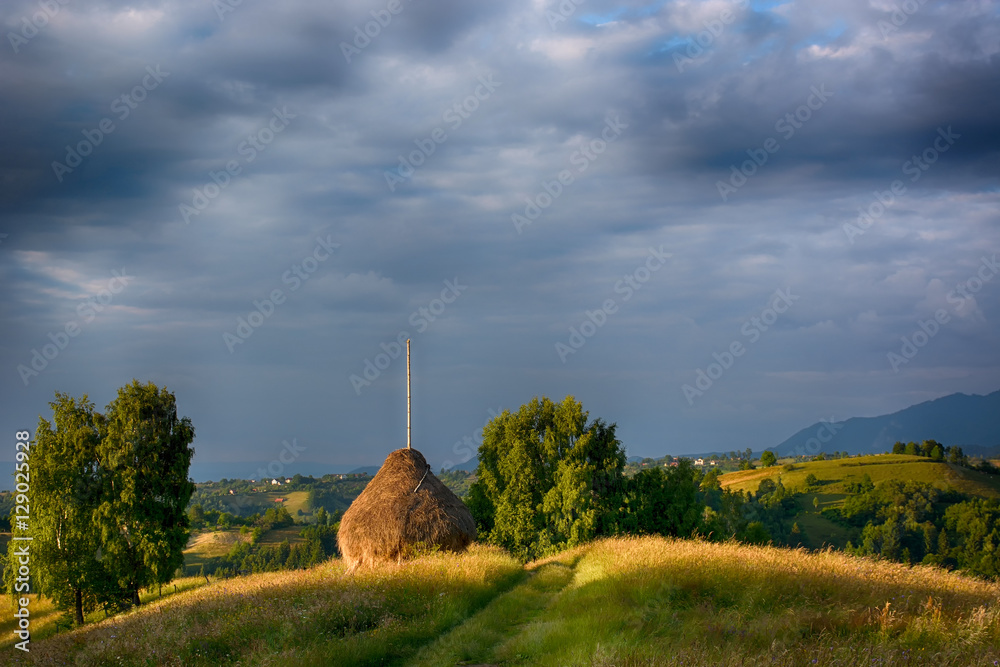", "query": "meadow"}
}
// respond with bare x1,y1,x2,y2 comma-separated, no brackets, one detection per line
719,454,1000,498
4,536,999,666
717,454,1000,550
